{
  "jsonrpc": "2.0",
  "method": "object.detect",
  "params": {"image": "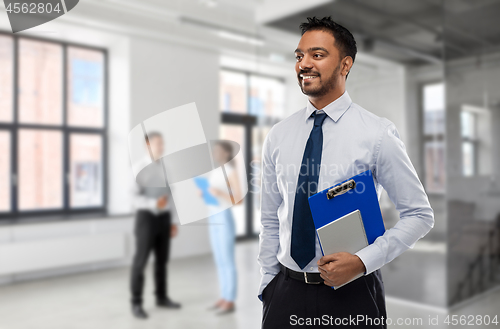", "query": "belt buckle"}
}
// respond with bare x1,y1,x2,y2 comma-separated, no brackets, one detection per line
304,272,320,284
